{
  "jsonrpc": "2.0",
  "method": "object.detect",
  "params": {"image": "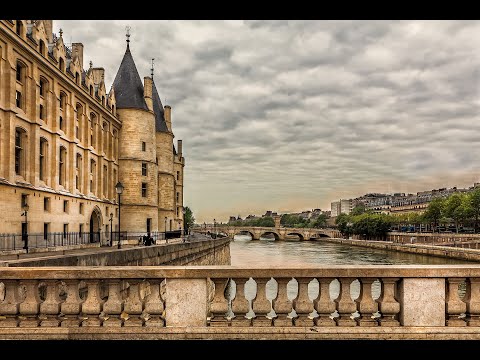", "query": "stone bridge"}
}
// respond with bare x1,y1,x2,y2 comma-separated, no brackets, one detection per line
201,226,341,241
